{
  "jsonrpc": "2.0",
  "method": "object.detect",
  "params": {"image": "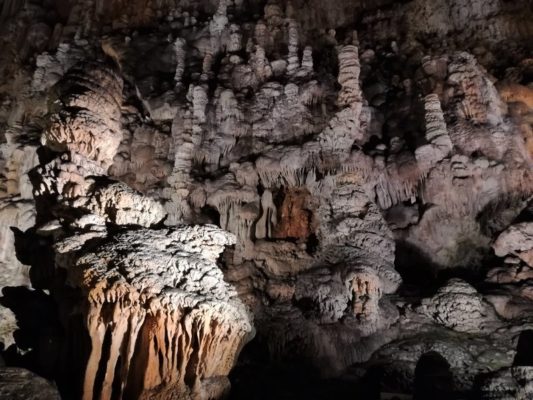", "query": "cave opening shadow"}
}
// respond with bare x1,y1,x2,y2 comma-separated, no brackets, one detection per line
0,286,62,380
413,351,455,400
395,240,441,295
228,336,358,400
513,330,533,366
